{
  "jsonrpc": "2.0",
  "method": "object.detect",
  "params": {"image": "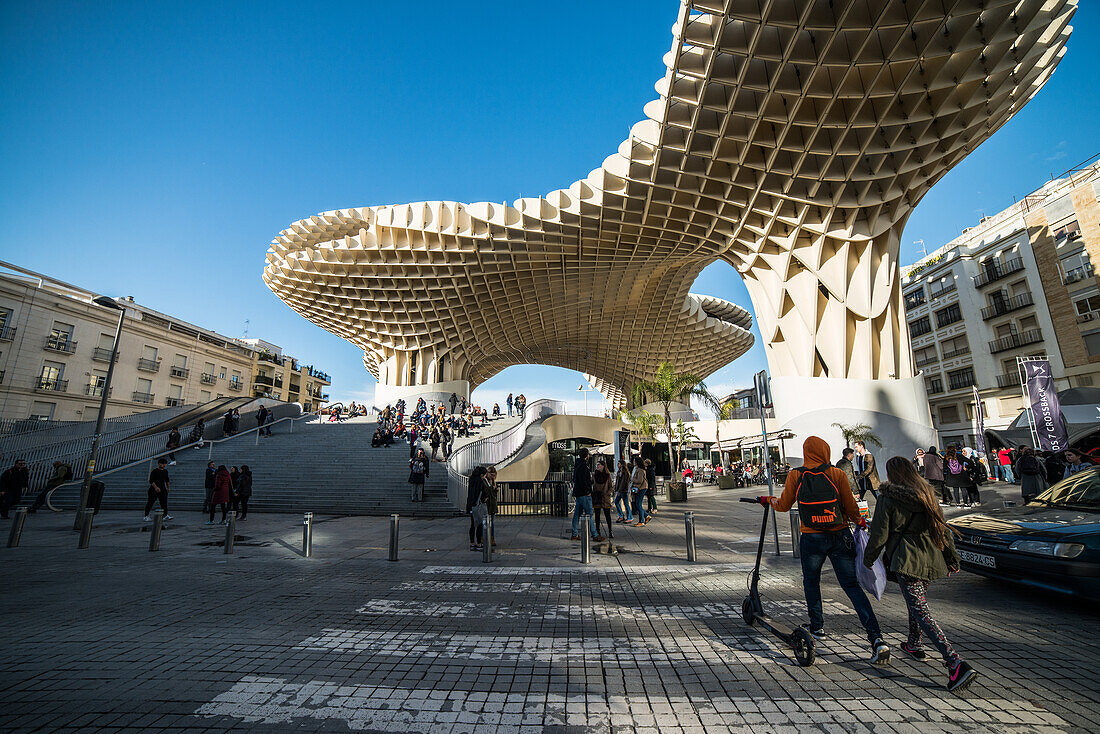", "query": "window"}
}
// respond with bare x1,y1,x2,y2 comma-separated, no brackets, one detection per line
925,375,943,395
1060,251,1094,285
1086,332,1100,357
200,390,212,402
219,368,227,379
1076,294,1100,322
913,345,938,367
204,361,216,374
939,404,960,424
408,352,417,384
88,370,107,397
29,401,55,421
904,288,926,310
947,367,976,391
935,303,962,328
142,345,158,361
39,360,64,390
909,316,932,337
940,334,970,359
1019,315,1038,331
